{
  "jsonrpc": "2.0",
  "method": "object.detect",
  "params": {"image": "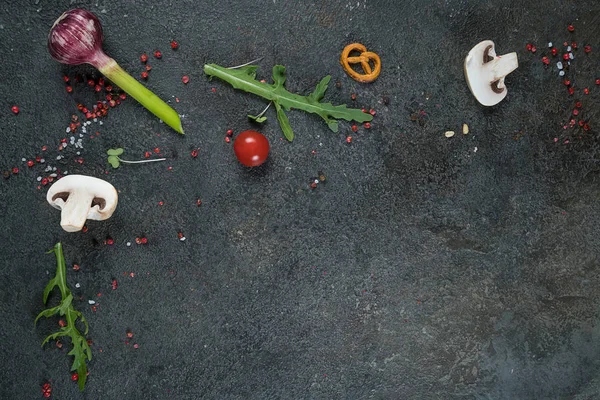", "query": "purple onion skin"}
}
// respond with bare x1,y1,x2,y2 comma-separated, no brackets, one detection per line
48,9,110,68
